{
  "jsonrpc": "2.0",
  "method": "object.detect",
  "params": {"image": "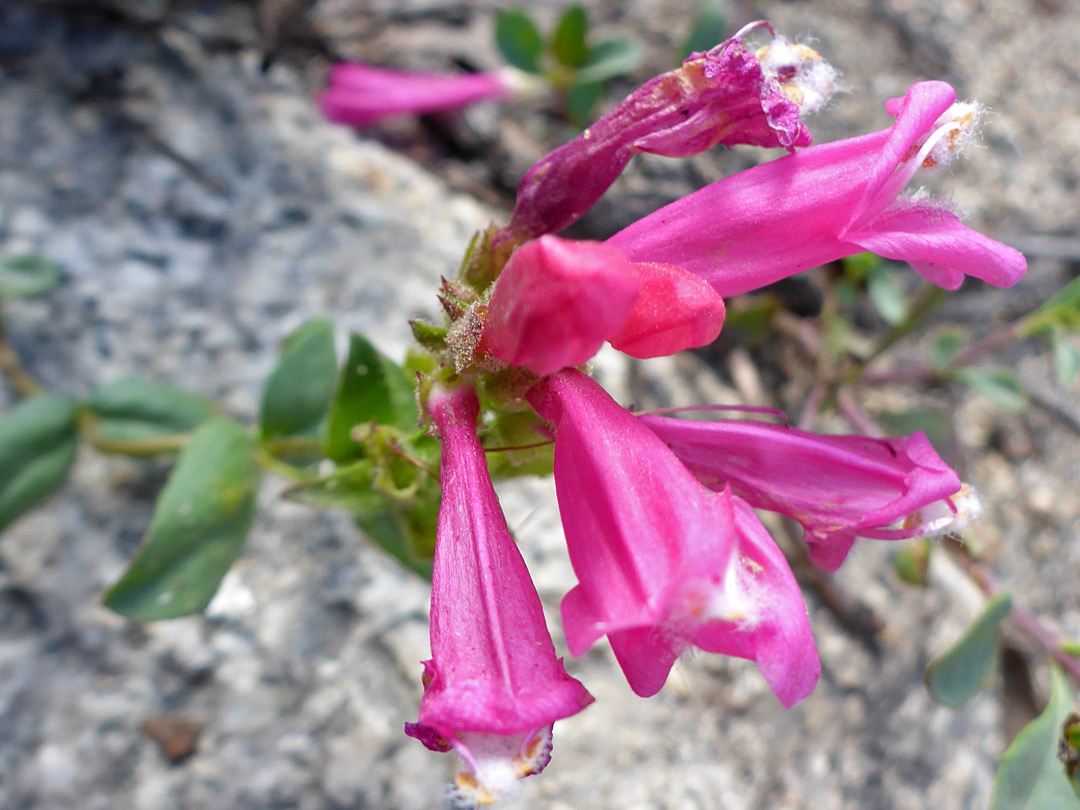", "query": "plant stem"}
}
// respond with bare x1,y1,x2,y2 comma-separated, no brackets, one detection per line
254,447,312,481
839,283,949,387
0,311,43,397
